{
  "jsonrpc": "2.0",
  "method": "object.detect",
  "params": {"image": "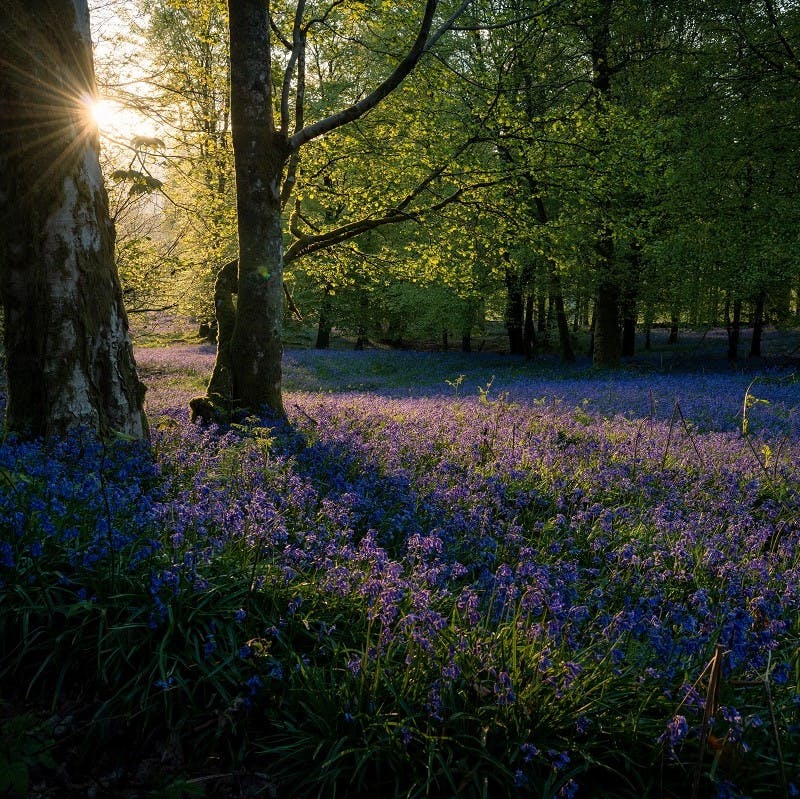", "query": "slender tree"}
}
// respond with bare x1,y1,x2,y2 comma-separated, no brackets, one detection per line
0,0,147,439
192,0,469,420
